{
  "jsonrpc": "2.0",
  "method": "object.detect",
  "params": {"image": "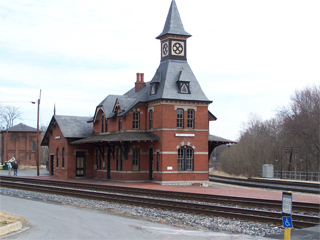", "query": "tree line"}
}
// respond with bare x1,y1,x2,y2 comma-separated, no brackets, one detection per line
219,84,320,177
